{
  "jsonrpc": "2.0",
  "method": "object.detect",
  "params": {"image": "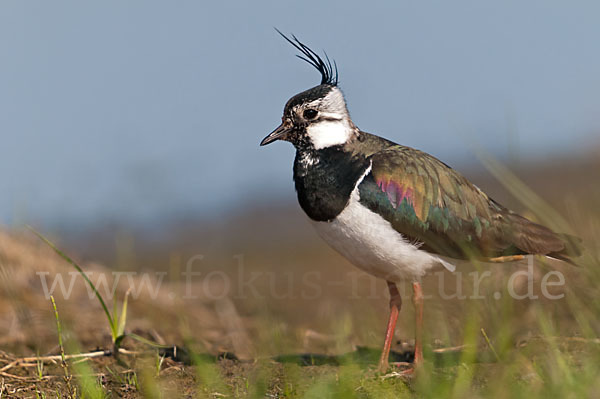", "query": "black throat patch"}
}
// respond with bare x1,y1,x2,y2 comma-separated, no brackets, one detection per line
293,146,370,222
